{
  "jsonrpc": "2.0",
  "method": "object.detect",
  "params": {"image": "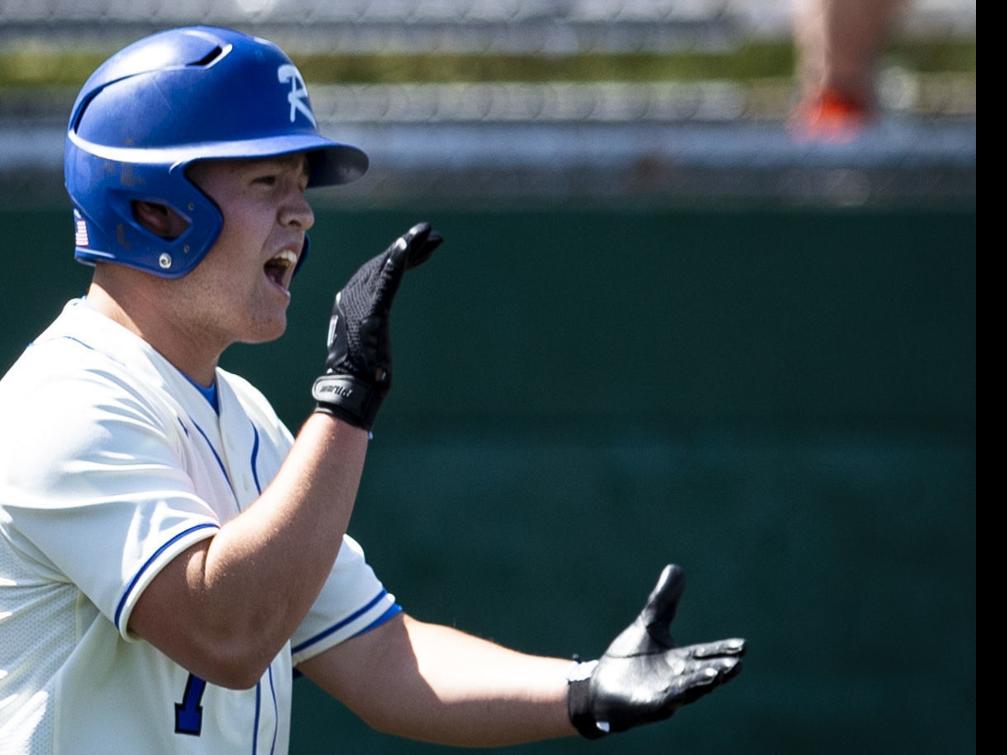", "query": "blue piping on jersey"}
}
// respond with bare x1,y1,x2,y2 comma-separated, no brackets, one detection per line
177,416,190,436
59,335,97,352
191,419,236,497
290,602,403,681
352,603,403,638
291,589,390,655
113,522,218,631
250,423,262,495
252,681,261,755
267,665,279,755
